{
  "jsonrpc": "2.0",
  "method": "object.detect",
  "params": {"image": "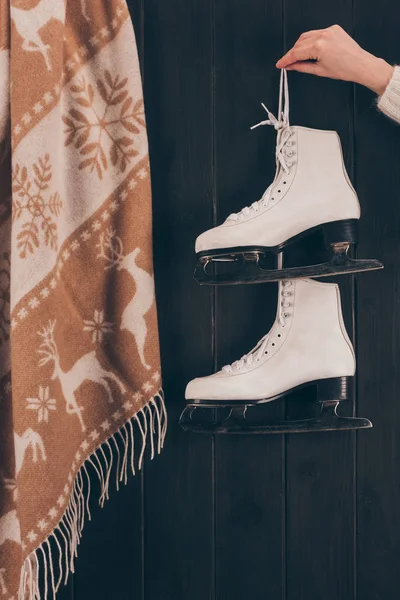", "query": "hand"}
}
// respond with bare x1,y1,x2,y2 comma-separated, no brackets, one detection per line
276,25,394,95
